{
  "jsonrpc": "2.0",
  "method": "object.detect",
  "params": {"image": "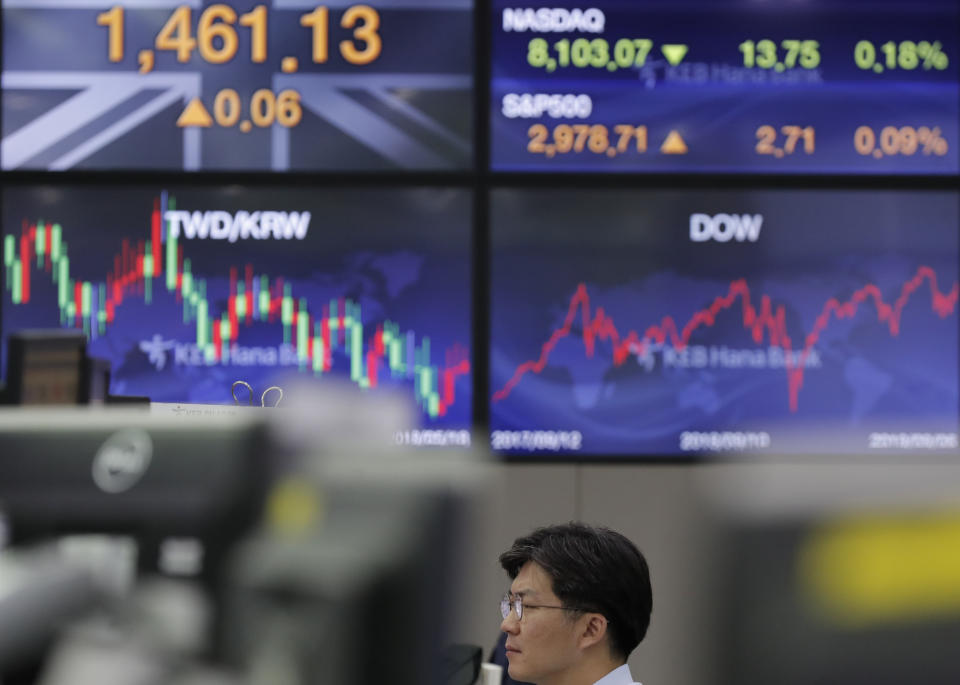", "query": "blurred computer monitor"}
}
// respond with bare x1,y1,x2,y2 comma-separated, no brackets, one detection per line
704,464,960,685
2,330,87,405
222,479,461,685
0,407,272,579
